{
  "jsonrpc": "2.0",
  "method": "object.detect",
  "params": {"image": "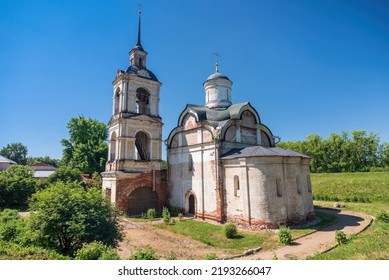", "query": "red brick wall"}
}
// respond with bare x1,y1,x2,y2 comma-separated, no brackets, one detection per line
115,170,168,215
